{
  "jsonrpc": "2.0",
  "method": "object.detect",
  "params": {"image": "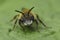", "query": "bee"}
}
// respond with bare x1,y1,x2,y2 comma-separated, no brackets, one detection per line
9,7,46,32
